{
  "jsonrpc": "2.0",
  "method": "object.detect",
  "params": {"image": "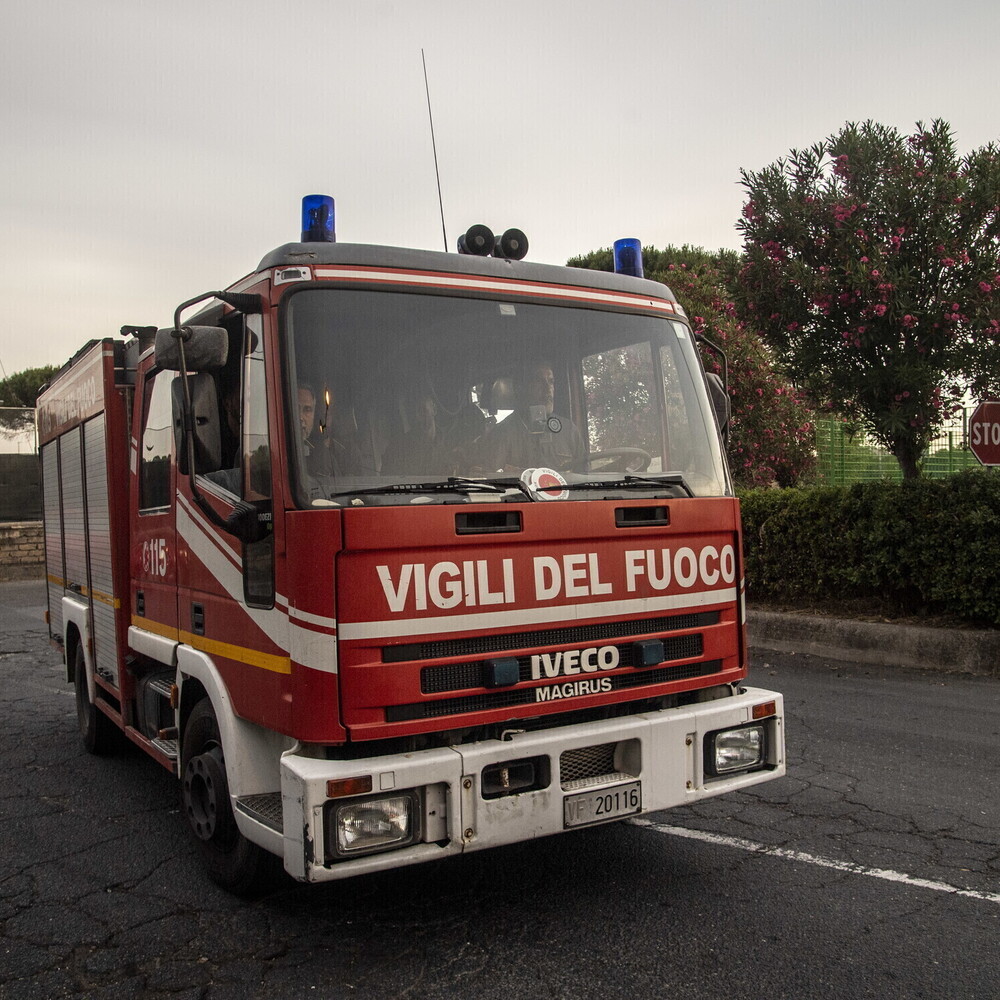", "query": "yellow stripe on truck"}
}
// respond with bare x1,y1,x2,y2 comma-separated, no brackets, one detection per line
131,616,292,674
